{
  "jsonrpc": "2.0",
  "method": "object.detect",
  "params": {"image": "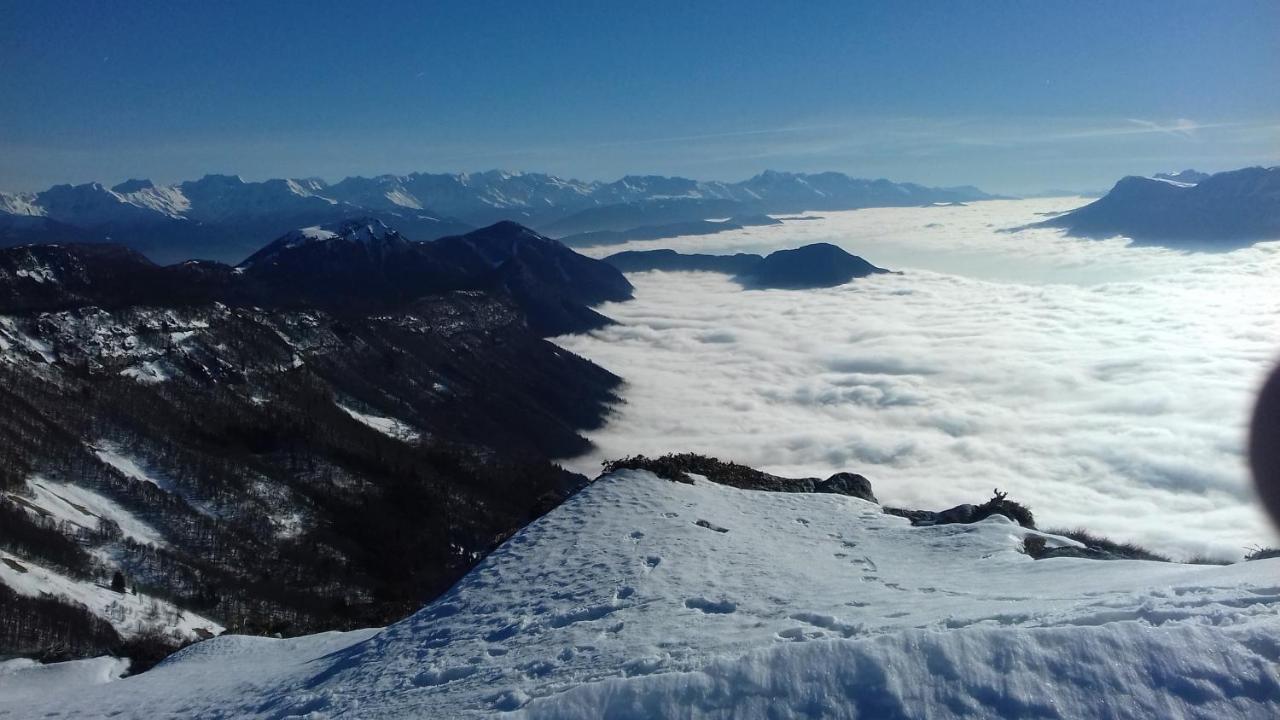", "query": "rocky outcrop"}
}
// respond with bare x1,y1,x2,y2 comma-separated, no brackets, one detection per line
600,453,877,503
